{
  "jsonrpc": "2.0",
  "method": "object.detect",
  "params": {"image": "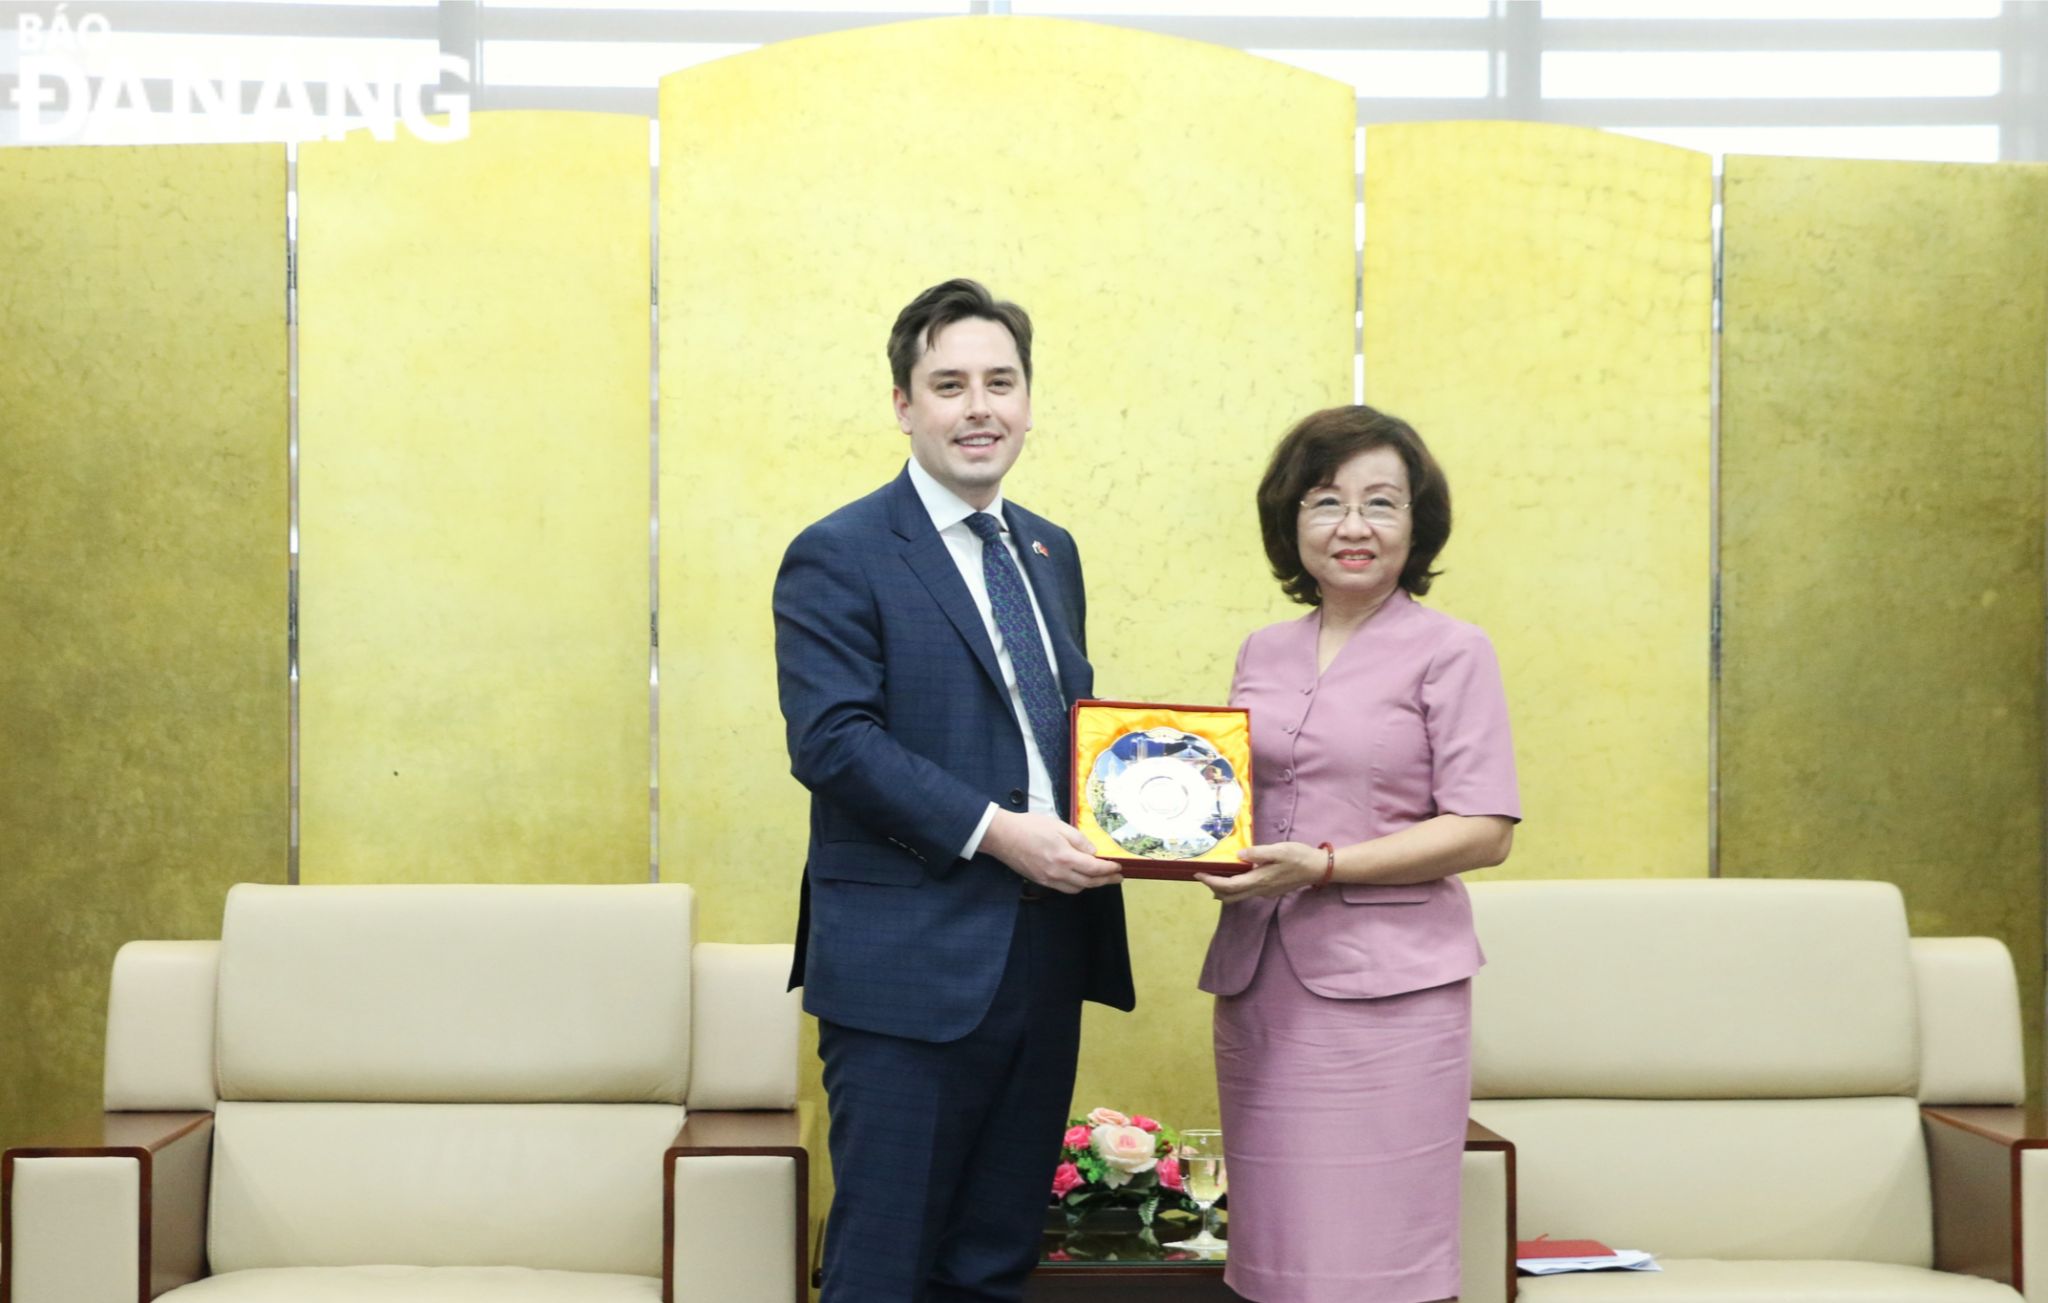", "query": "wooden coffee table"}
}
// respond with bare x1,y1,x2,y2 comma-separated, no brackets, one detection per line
1025,1207,1244,1301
